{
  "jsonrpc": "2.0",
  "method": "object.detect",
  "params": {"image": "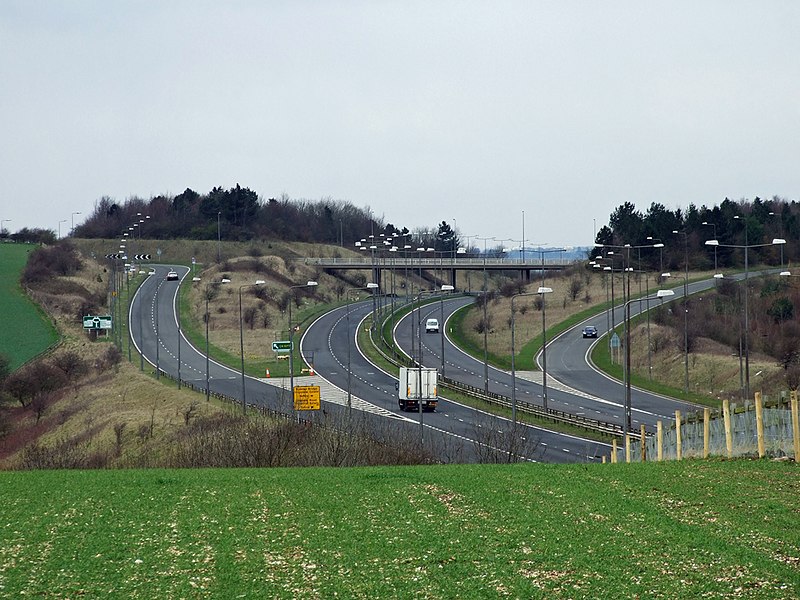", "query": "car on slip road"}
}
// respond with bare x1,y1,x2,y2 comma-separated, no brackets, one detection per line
581,325,598,338
166,271,179,281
